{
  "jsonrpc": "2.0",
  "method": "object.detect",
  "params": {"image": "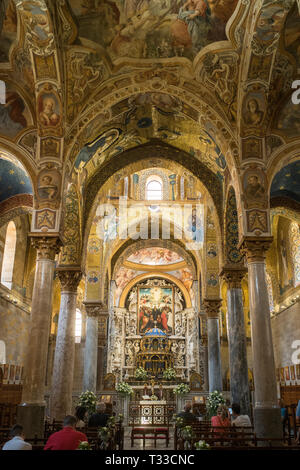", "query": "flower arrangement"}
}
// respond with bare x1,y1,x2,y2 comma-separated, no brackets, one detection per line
118,414,124,423
98,426,112,449
77,390,97,415
195,440,211,450
135,367,148,381
206,390,225,418
180,425,195,450
173,383,190,396
163,368,176,381
173,416,184,428
150,395,158,401
116,382,134,396
77,441,92,450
